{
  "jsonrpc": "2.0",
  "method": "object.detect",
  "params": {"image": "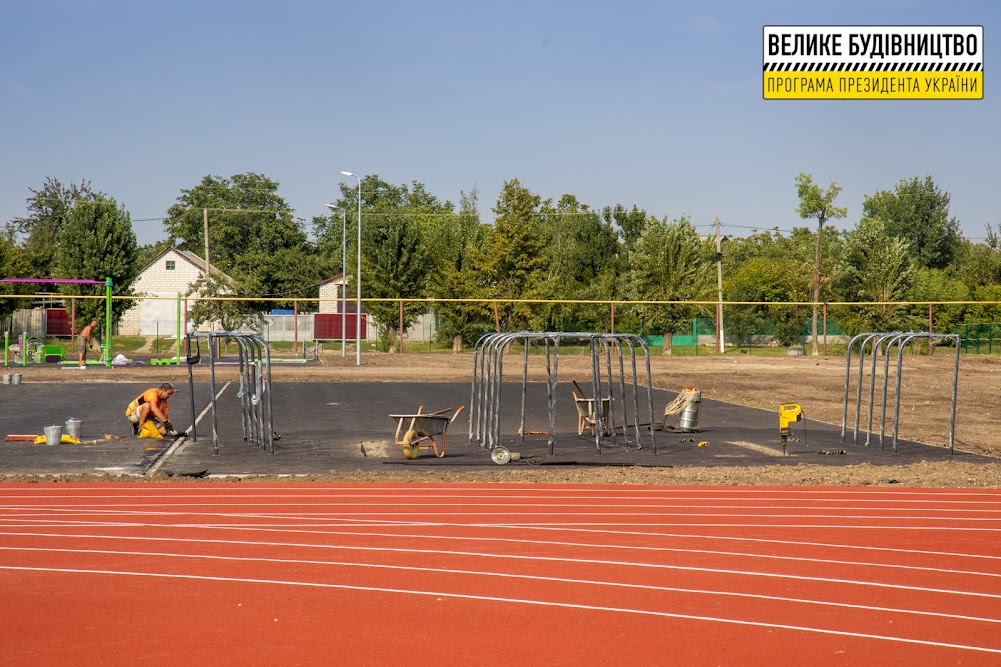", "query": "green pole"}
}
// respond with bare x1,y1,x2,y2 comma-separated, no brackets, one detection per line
3,331,7,367
176,292,182,362
104,278,112,366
